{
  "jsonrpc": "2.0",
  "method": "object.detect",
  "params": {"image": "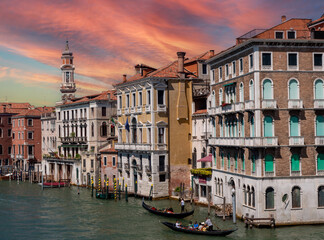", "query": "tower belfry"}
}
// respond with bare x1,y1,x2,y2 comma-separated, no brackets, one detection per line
60,41,76,102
